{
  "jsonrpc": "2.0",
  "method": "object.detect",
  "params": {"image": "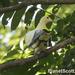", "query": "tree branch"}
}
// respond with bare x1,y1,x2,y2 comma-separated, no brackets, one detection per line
0,36,75,71
0,0,75,14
